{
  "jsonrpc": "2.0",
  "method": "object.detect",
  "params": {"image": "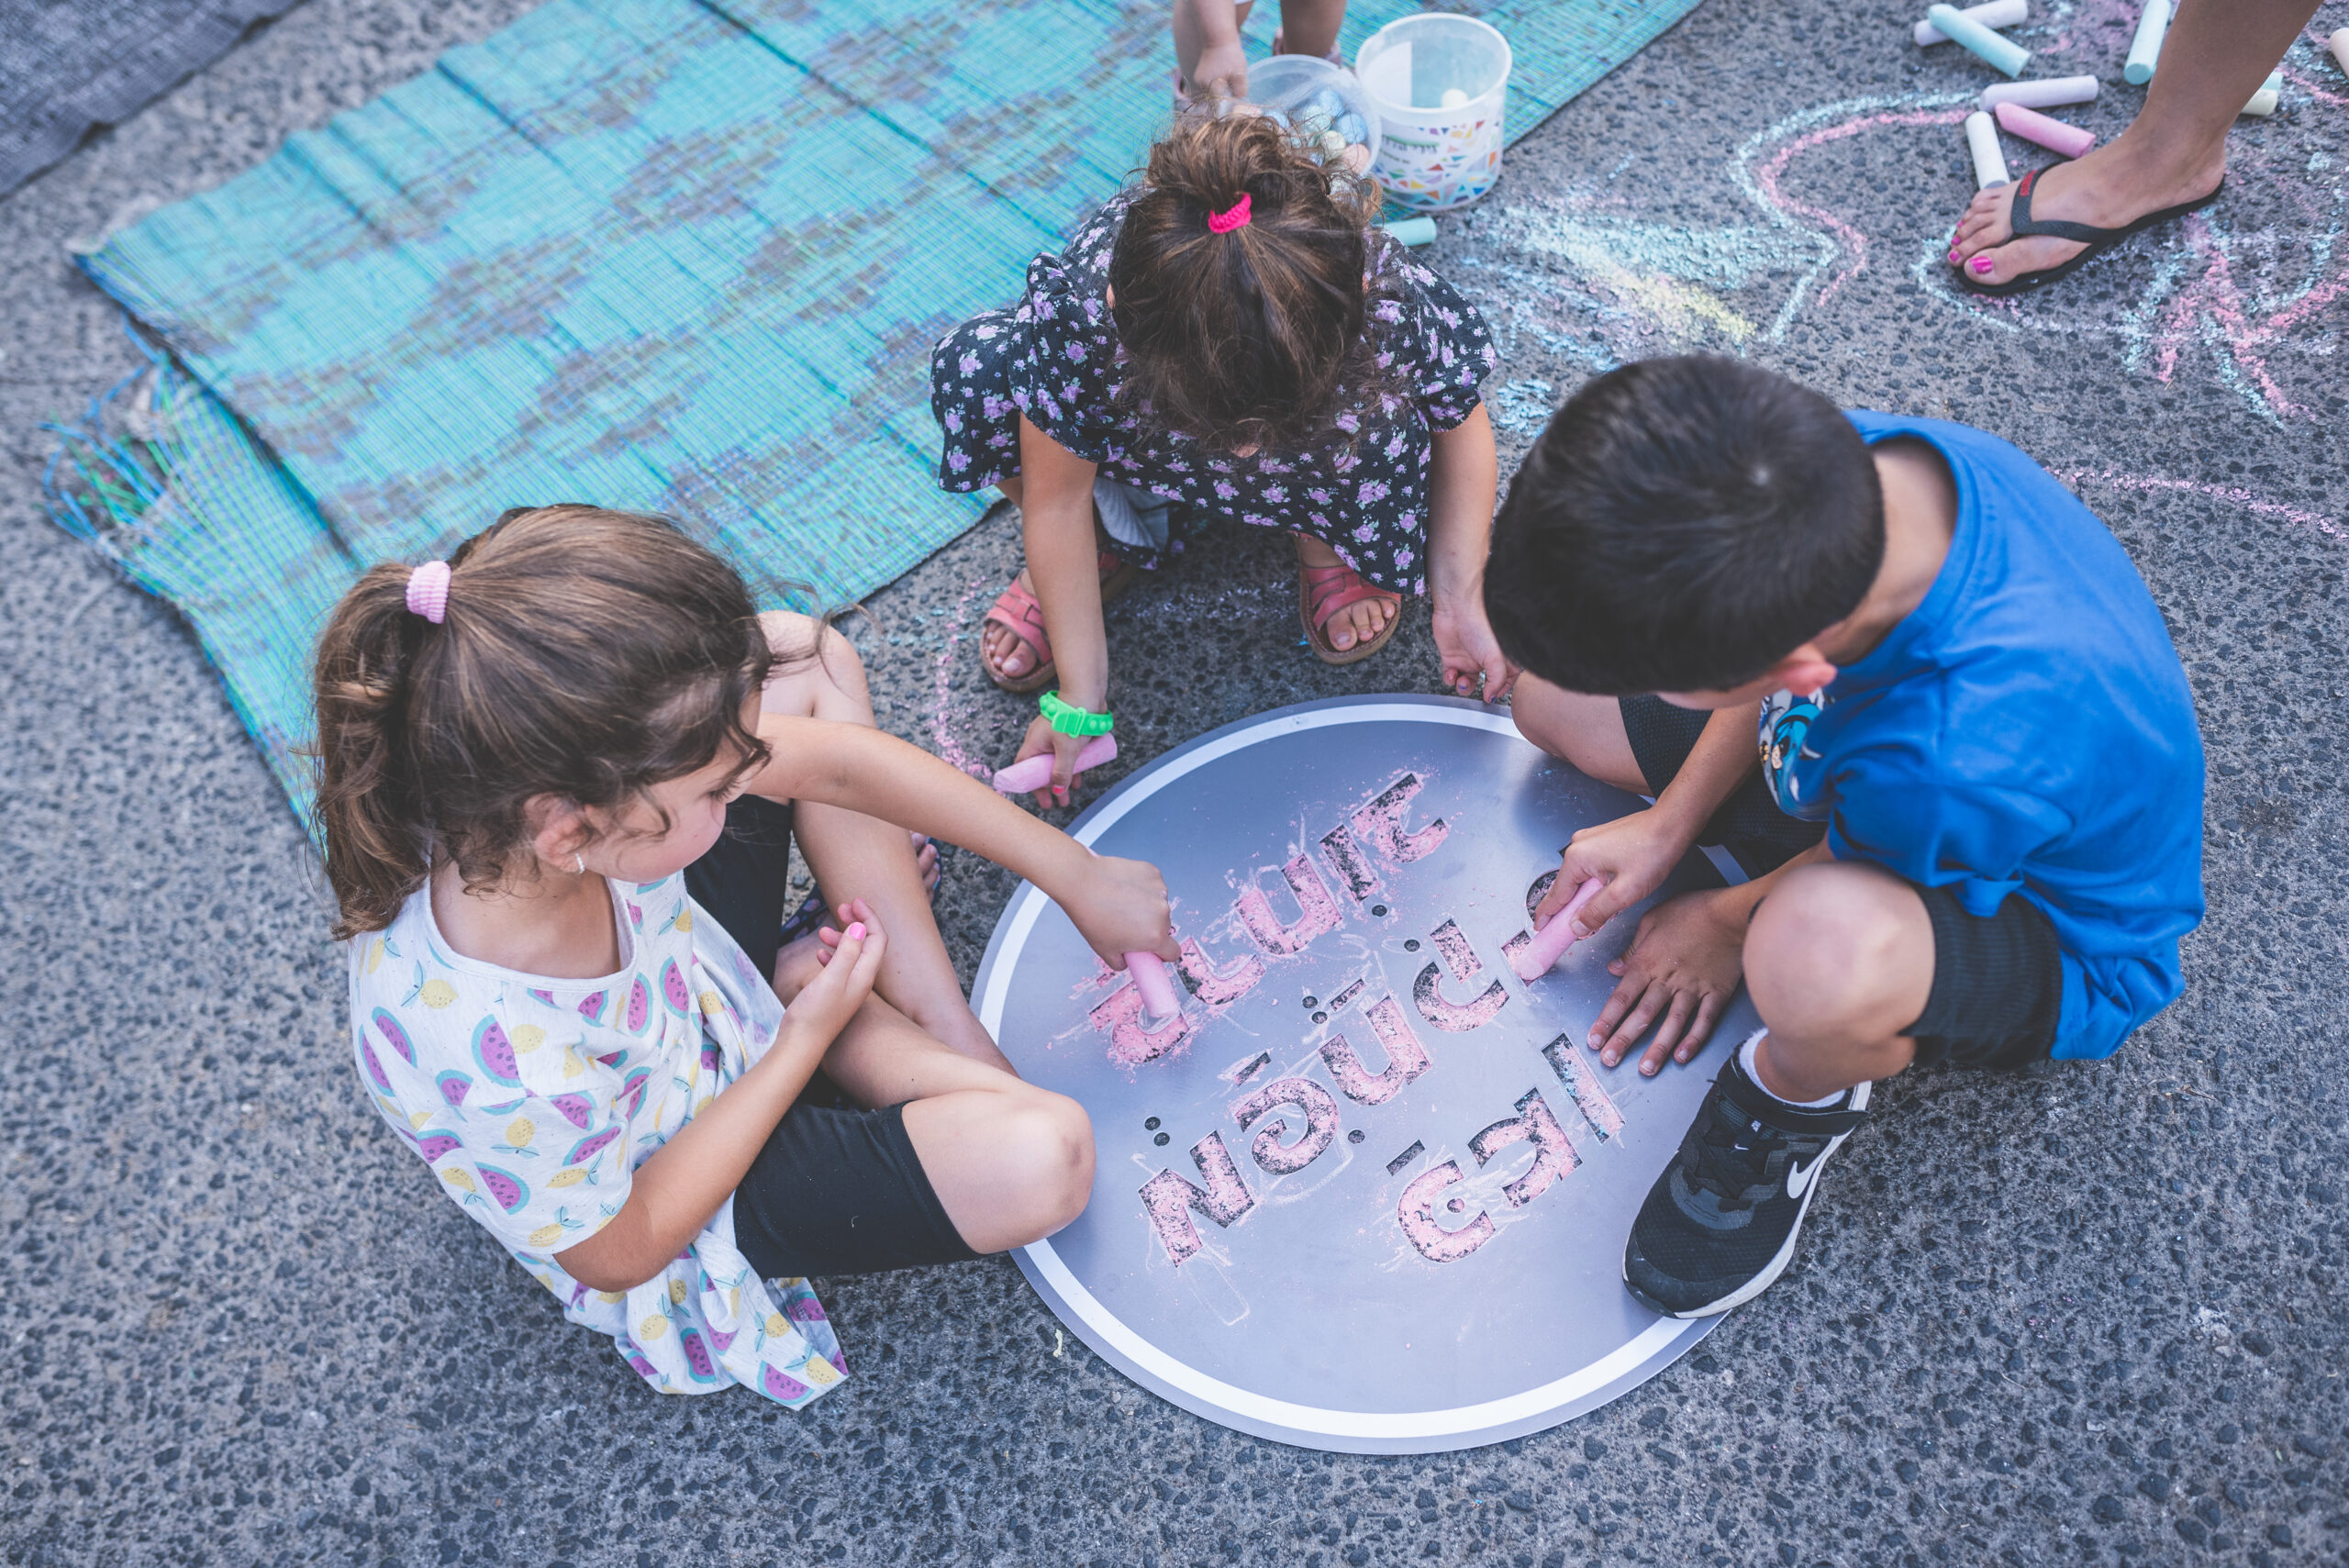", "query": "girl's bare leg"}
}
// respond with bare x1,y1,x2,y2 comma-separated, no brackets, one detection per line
1275,0,1345,58
1950,0,2321,286
763,614,1011,1071
781,956,1093,1252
